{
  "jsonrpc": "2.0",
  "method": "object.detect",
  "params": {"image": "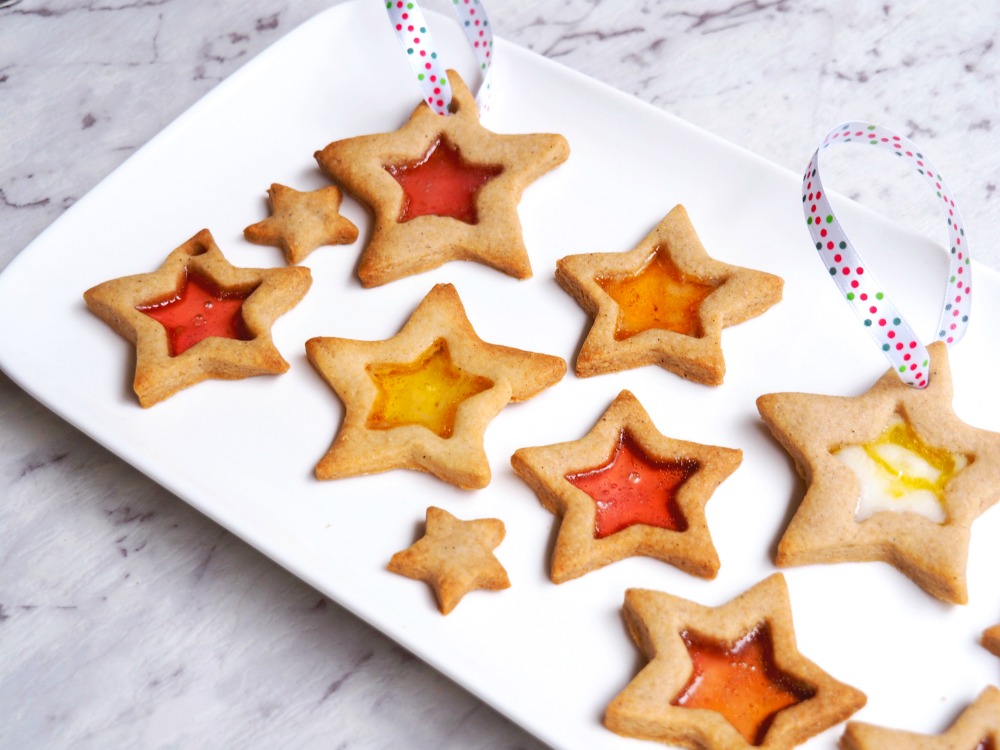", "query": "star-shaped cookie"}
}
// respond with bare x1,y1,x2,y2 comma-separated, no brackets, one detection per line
841,686,1000,750
305,283,566,489
605,573,865,749
314,69,570,287
387,506,510,615
756,341,1000,604
511,389,741,582
83,229,311,407
243,183,359,264
556,204,783,385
